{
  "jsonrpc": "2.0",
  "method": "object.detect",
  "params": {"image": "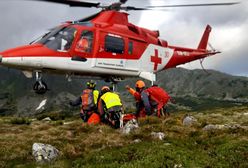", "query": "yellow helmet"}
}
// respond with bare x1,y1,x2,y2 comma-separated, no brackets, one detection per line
135,80,145,89
87,80,96,89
